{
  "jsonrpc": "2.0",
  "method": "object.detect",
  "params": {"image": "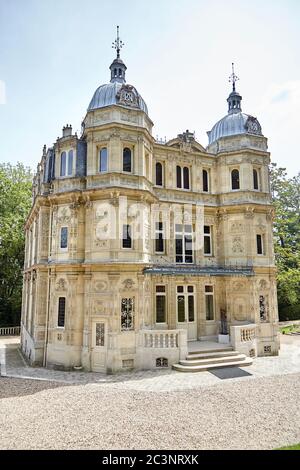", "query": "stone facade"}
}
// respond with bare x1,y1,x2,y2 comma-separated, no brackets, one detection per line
20,51,279,372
